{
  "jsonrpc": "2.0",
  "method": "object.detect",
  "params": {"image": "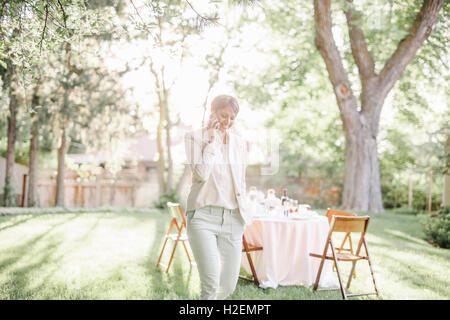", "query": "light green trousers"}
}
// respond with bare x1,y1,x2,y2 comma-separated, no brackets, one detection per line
186,205,245,300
